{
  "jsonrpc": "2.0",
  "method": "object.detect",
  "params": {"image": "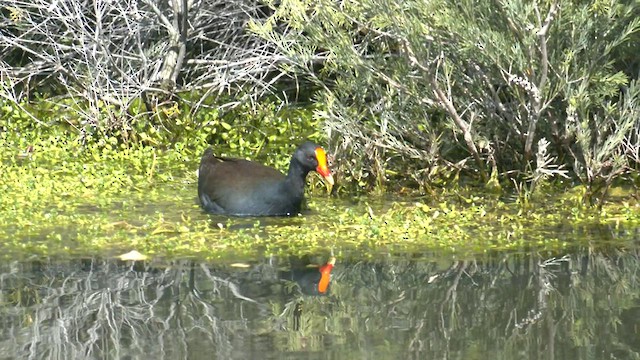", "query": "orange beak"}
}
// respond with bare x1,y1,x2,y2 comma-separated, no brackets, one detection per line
317,257,336,294
314,147,334,191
